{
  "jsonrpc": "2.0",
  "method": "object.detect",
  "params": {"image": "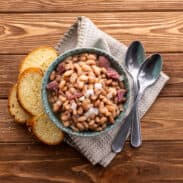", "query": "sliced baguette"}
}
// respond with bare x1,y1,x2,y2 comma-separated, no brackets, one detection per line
19,46,57,73
8,84,31,123
29,113,64,145
17,67,44,116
